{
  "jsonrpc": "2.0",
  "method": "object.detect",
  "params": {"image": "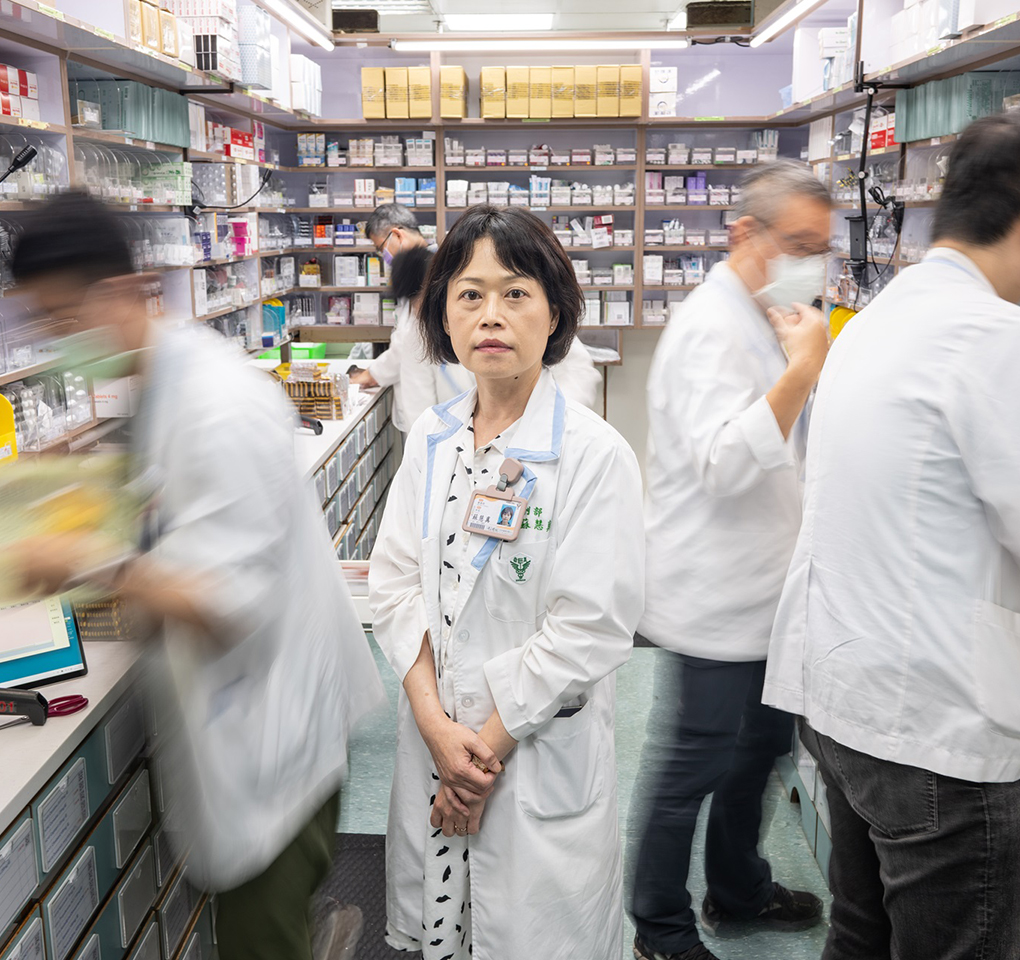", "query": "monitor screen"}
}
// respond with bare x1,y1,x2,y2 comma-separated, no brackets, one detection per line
0,597,88,689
